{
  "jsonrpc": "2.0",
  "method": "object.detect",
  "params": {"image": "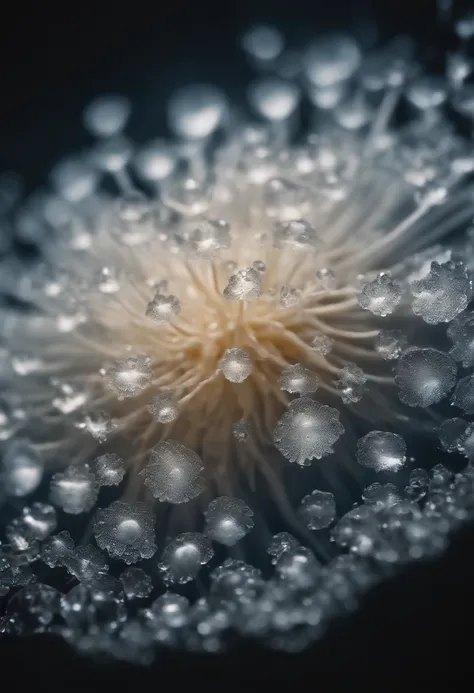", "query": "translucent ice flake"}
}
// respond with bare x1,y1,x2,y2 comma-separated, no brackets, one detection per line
60,576,126,632
275,546,321,589
334,364,367,404
311,333,333,355
1,439,44,497
145,292,181,323
297,489,336,530
272,219,320,250
404,468,430,502
279,286,302,308
280,363,320,395
41,531,75,568
410,261,471,324
374,329,408,360
149,592,190,628
93,453,126,487
105,354,152,399
356,431,407,472
273,397,344,465
187,218,231,258
232,419,251,442
395,347,457,407
452,373,474,414
223,266,261,300
219,348,252,383
263,178,310,220
447,311,474,368
362,482,402,507
92,501,157,564
7,503,57,545
49,465,99,515
140,440,205,503
267,532,301,564
120,567,153,599
148,391,179,423
63,544,109,582
357,273,402,317
76,411,117,443
158,532,213,585
204,497,254,546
